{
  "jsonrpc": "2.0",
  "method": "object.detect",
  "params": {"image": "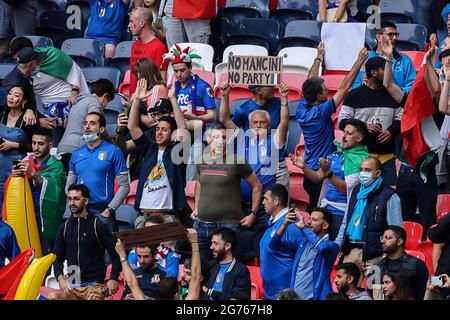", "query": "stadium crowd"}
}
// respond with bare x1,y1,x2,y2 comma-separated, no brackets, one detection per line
0,0,450,301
